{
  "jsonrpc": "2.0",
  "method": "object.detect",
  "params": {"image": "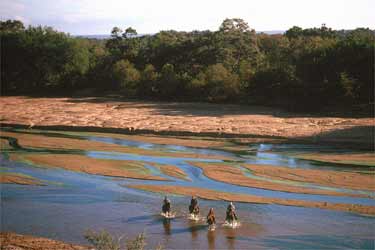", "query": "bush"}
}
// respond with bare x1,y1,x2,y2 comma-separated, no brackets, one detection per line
85,230,161,250
205,64,240,102
126,232,146,250
112,60,140,95
84,229,122,250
